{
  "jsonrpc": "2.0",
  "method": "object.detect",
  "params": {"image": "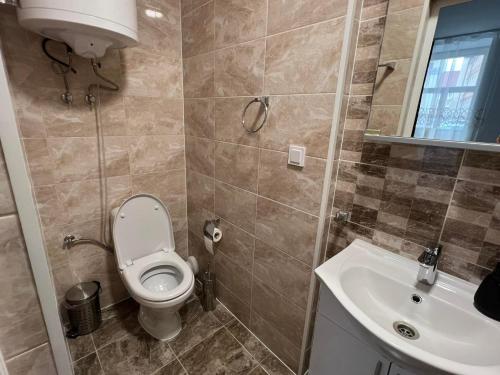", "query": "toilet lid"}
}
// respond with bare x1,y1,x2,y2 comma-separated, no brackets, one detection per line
113,194,175,266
